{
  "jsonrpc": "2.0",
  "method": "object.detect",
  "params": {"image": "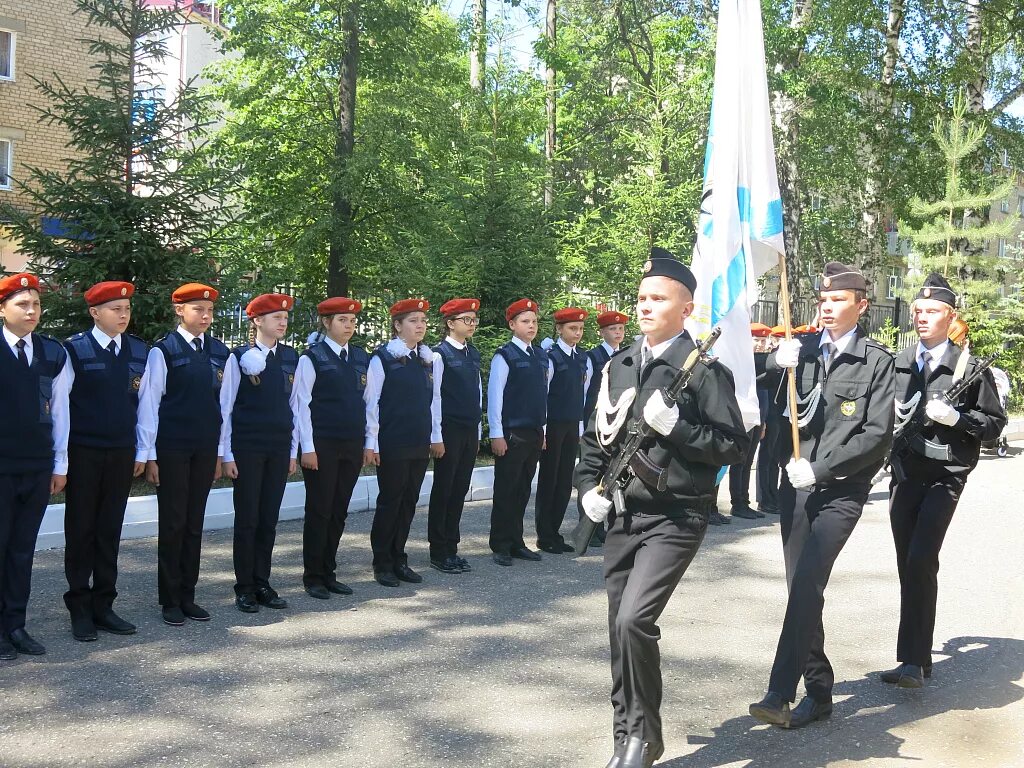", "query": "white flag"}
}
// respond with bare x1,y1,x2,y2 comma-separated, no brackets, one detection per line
688,0,786,432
